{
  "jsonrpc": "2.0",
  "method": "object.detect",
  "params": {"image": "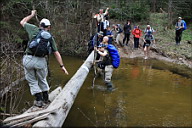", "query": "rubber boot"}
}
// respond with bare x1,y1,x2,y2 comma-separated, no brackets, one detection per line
106,82,113,91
